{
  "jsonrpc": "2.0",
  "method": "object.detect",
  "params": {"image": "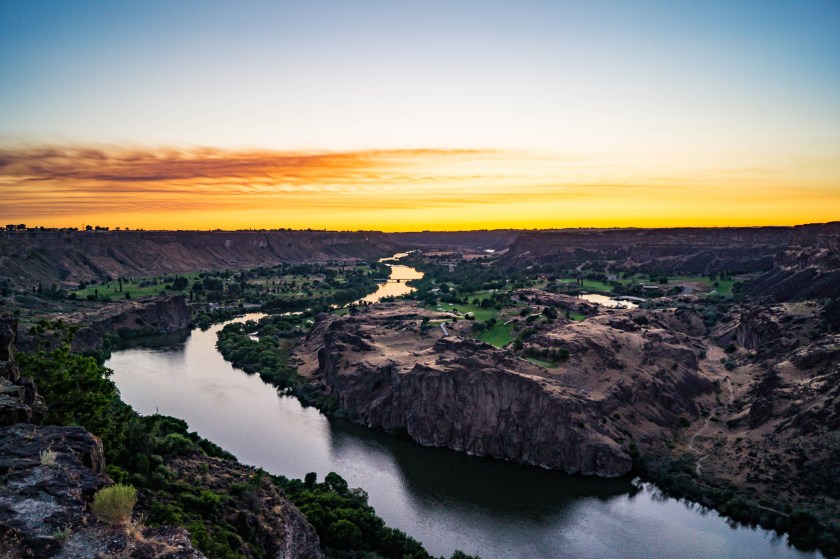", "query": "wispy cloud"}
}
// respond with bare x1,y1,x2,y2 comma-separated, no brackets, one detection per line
1,144,835,230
